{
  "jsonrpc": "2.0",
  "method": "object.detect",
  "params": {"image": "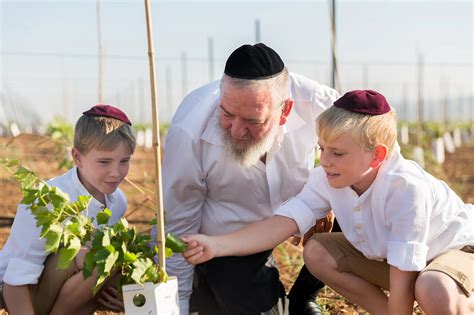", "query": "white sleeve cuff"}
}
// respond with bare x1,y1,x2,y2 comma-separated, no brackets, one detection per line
387,240,428,271
275,197,318,236
3,258,44,285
